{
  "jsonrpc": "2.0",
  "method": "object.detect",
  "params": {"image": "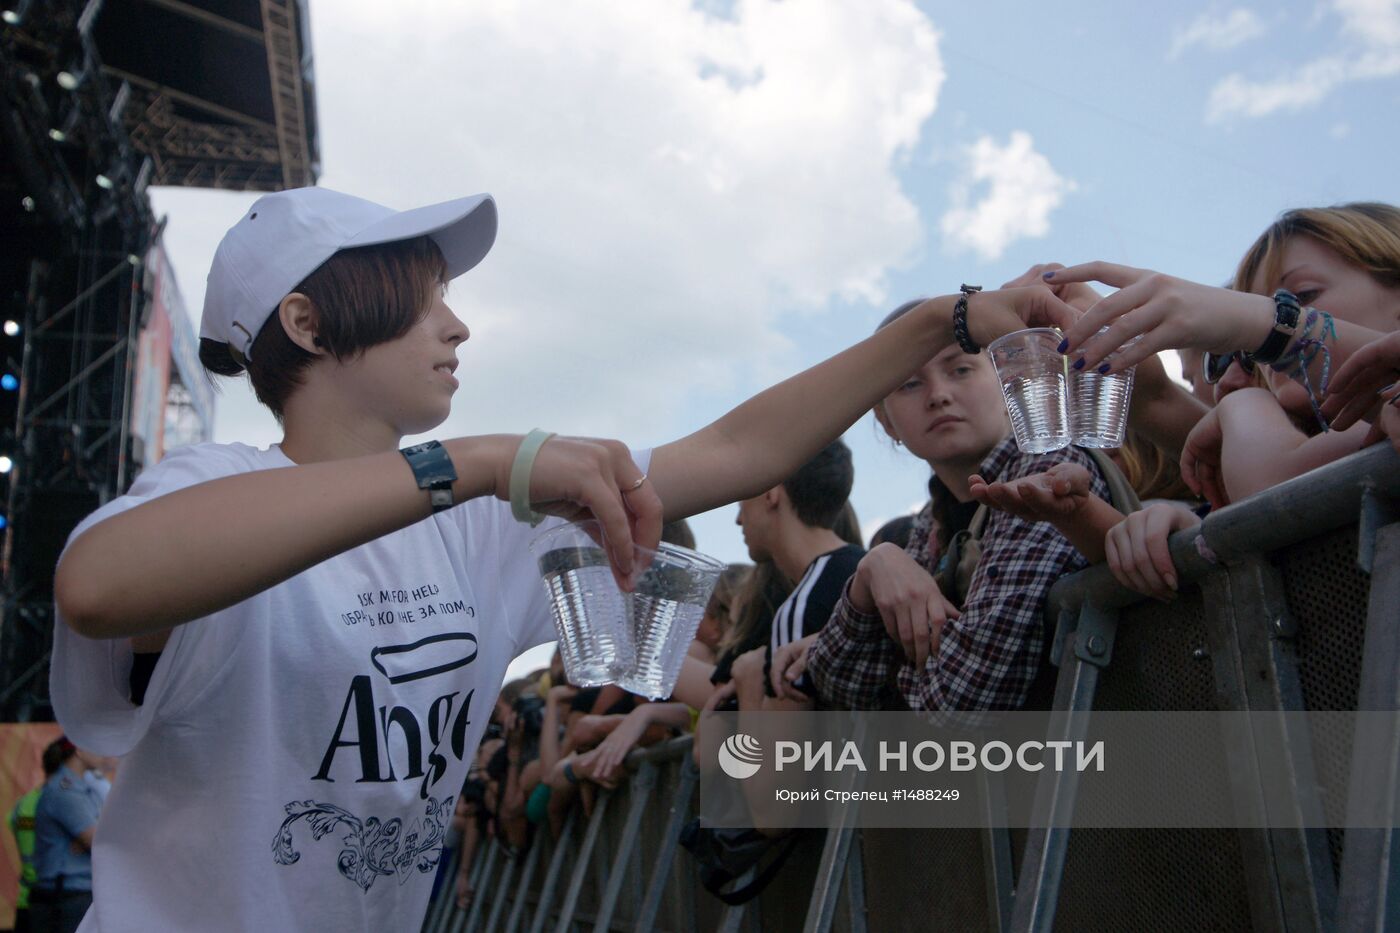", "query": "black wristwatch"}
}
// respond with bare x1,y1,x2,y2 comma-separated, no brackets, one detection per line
400,440,458,512
1247,289,1302,365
